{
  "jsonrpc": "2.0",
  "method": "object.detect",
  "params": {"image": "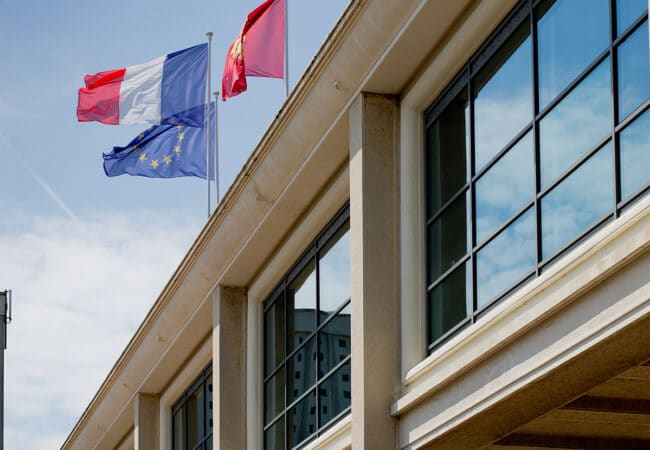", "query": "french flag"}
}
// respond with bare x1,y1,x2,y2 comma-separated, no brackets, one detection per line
77,44,207,127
